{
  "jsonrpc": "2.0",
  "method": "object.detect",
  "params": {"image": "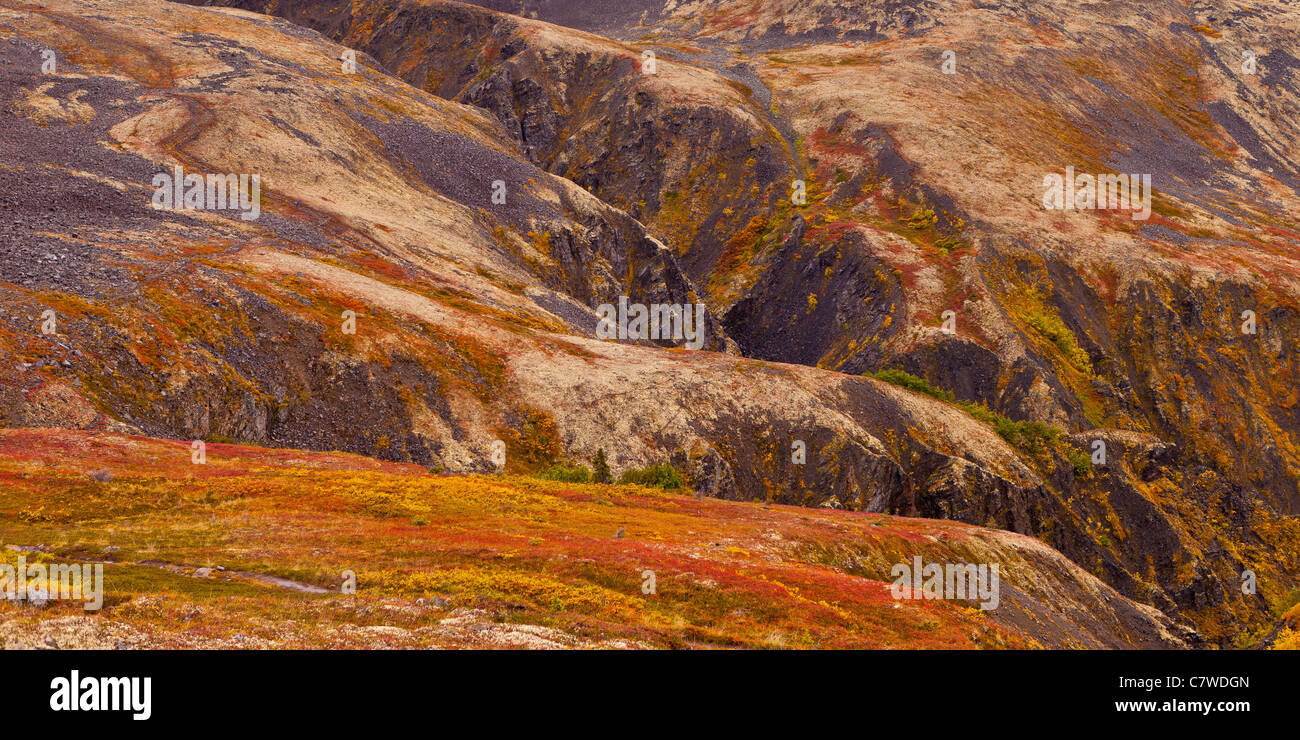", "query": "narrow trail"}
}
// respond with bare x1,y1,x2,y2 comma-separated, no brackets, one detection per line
134,559,333,593
8,13,399,304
